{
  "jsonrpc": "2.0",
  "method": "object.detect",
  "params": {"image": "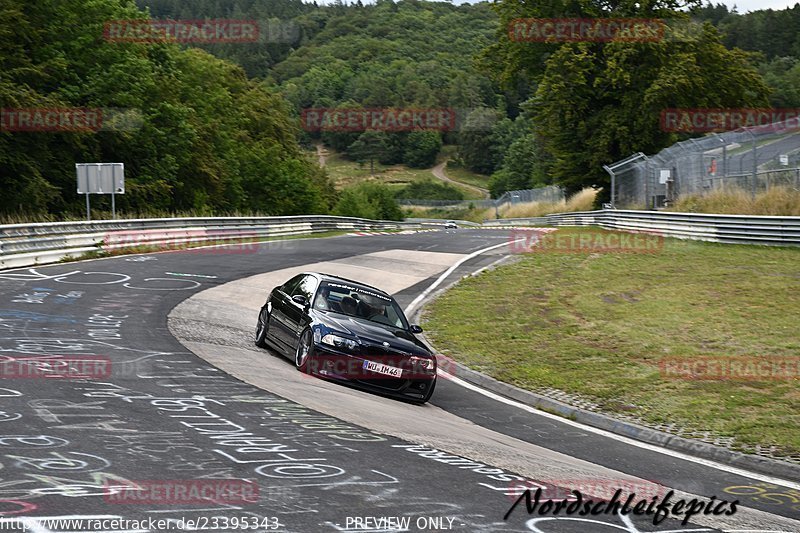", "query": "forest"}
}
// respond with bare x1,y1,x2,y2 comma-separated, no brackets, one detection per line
1,0,797,218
